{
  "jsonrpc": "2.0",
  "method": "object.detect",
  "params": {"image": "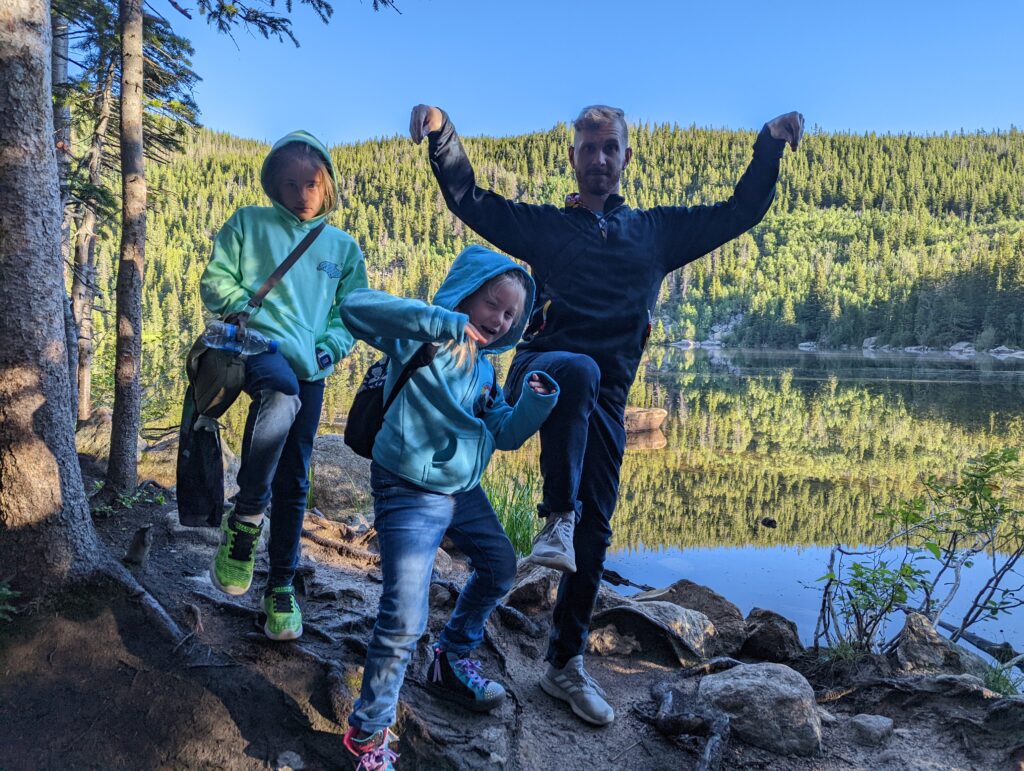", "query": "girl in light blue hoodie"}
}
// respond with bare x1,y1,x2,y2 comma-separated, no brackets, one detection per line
338,245,558,768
